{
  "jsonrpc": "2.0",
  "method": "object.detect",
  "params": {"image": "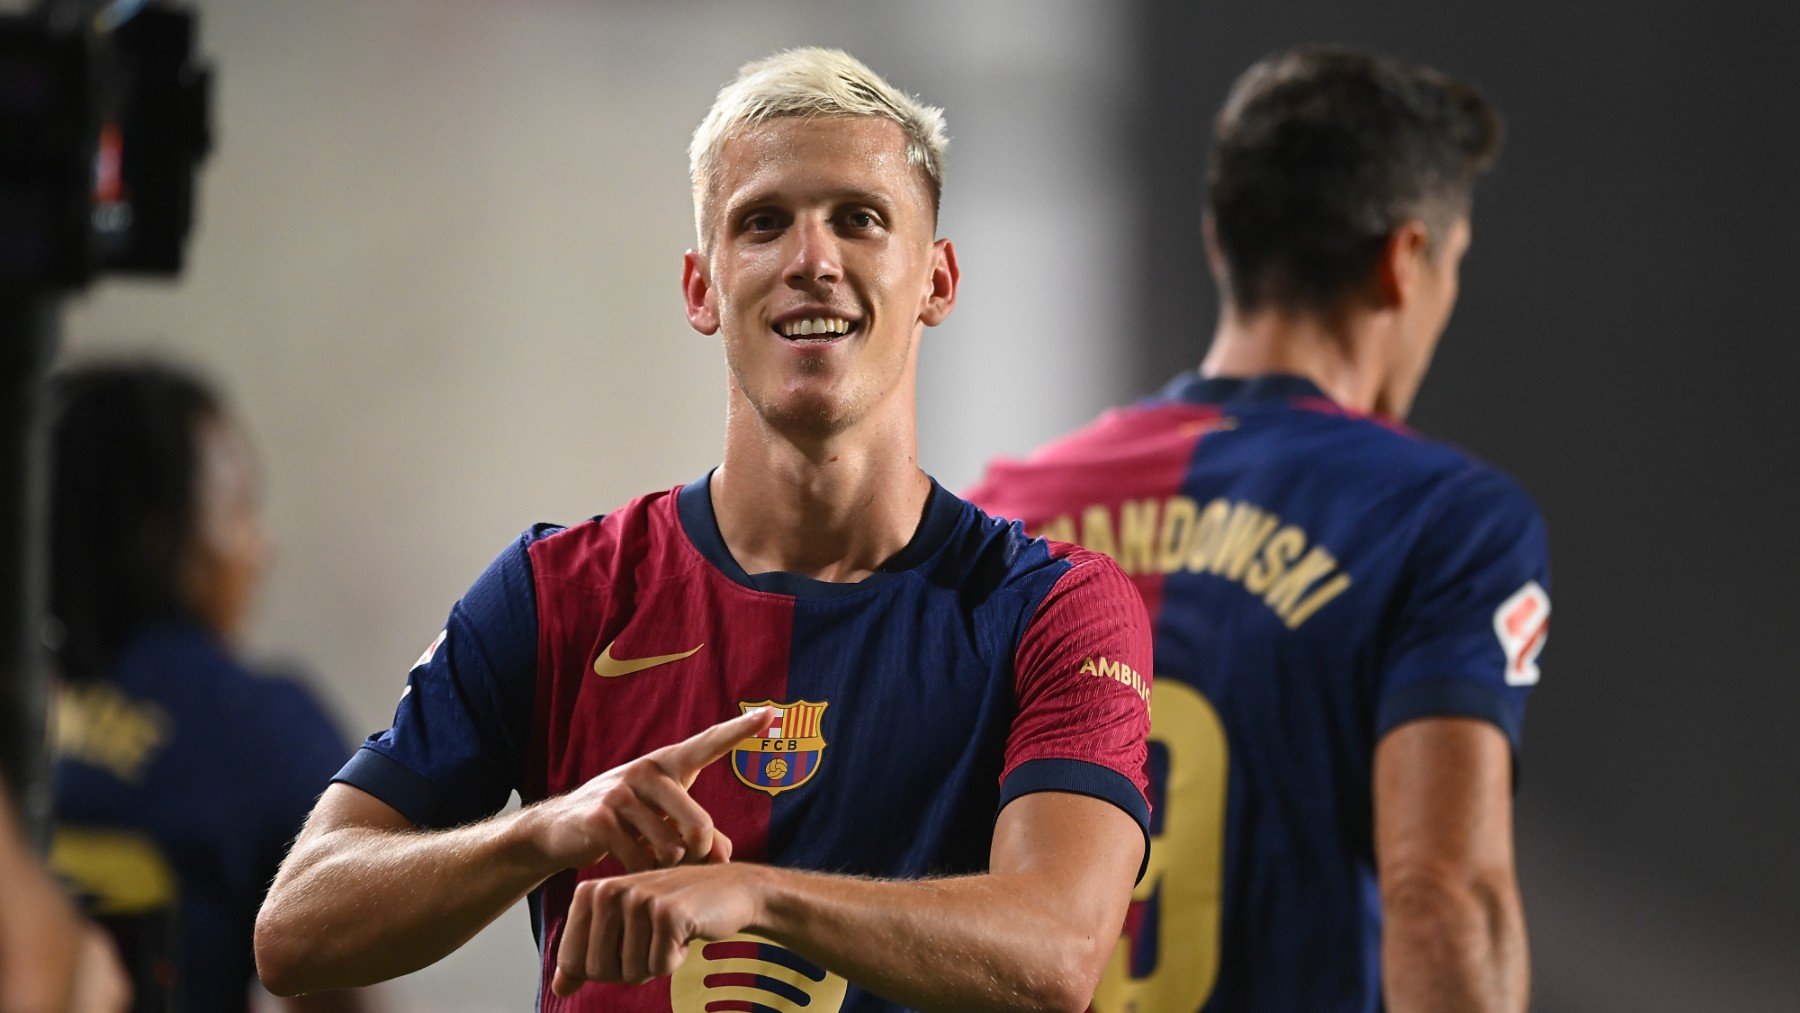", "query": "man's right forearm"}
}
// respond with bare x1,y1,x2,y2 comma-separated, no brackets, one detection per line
255,805,554,995
258,711,774,995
